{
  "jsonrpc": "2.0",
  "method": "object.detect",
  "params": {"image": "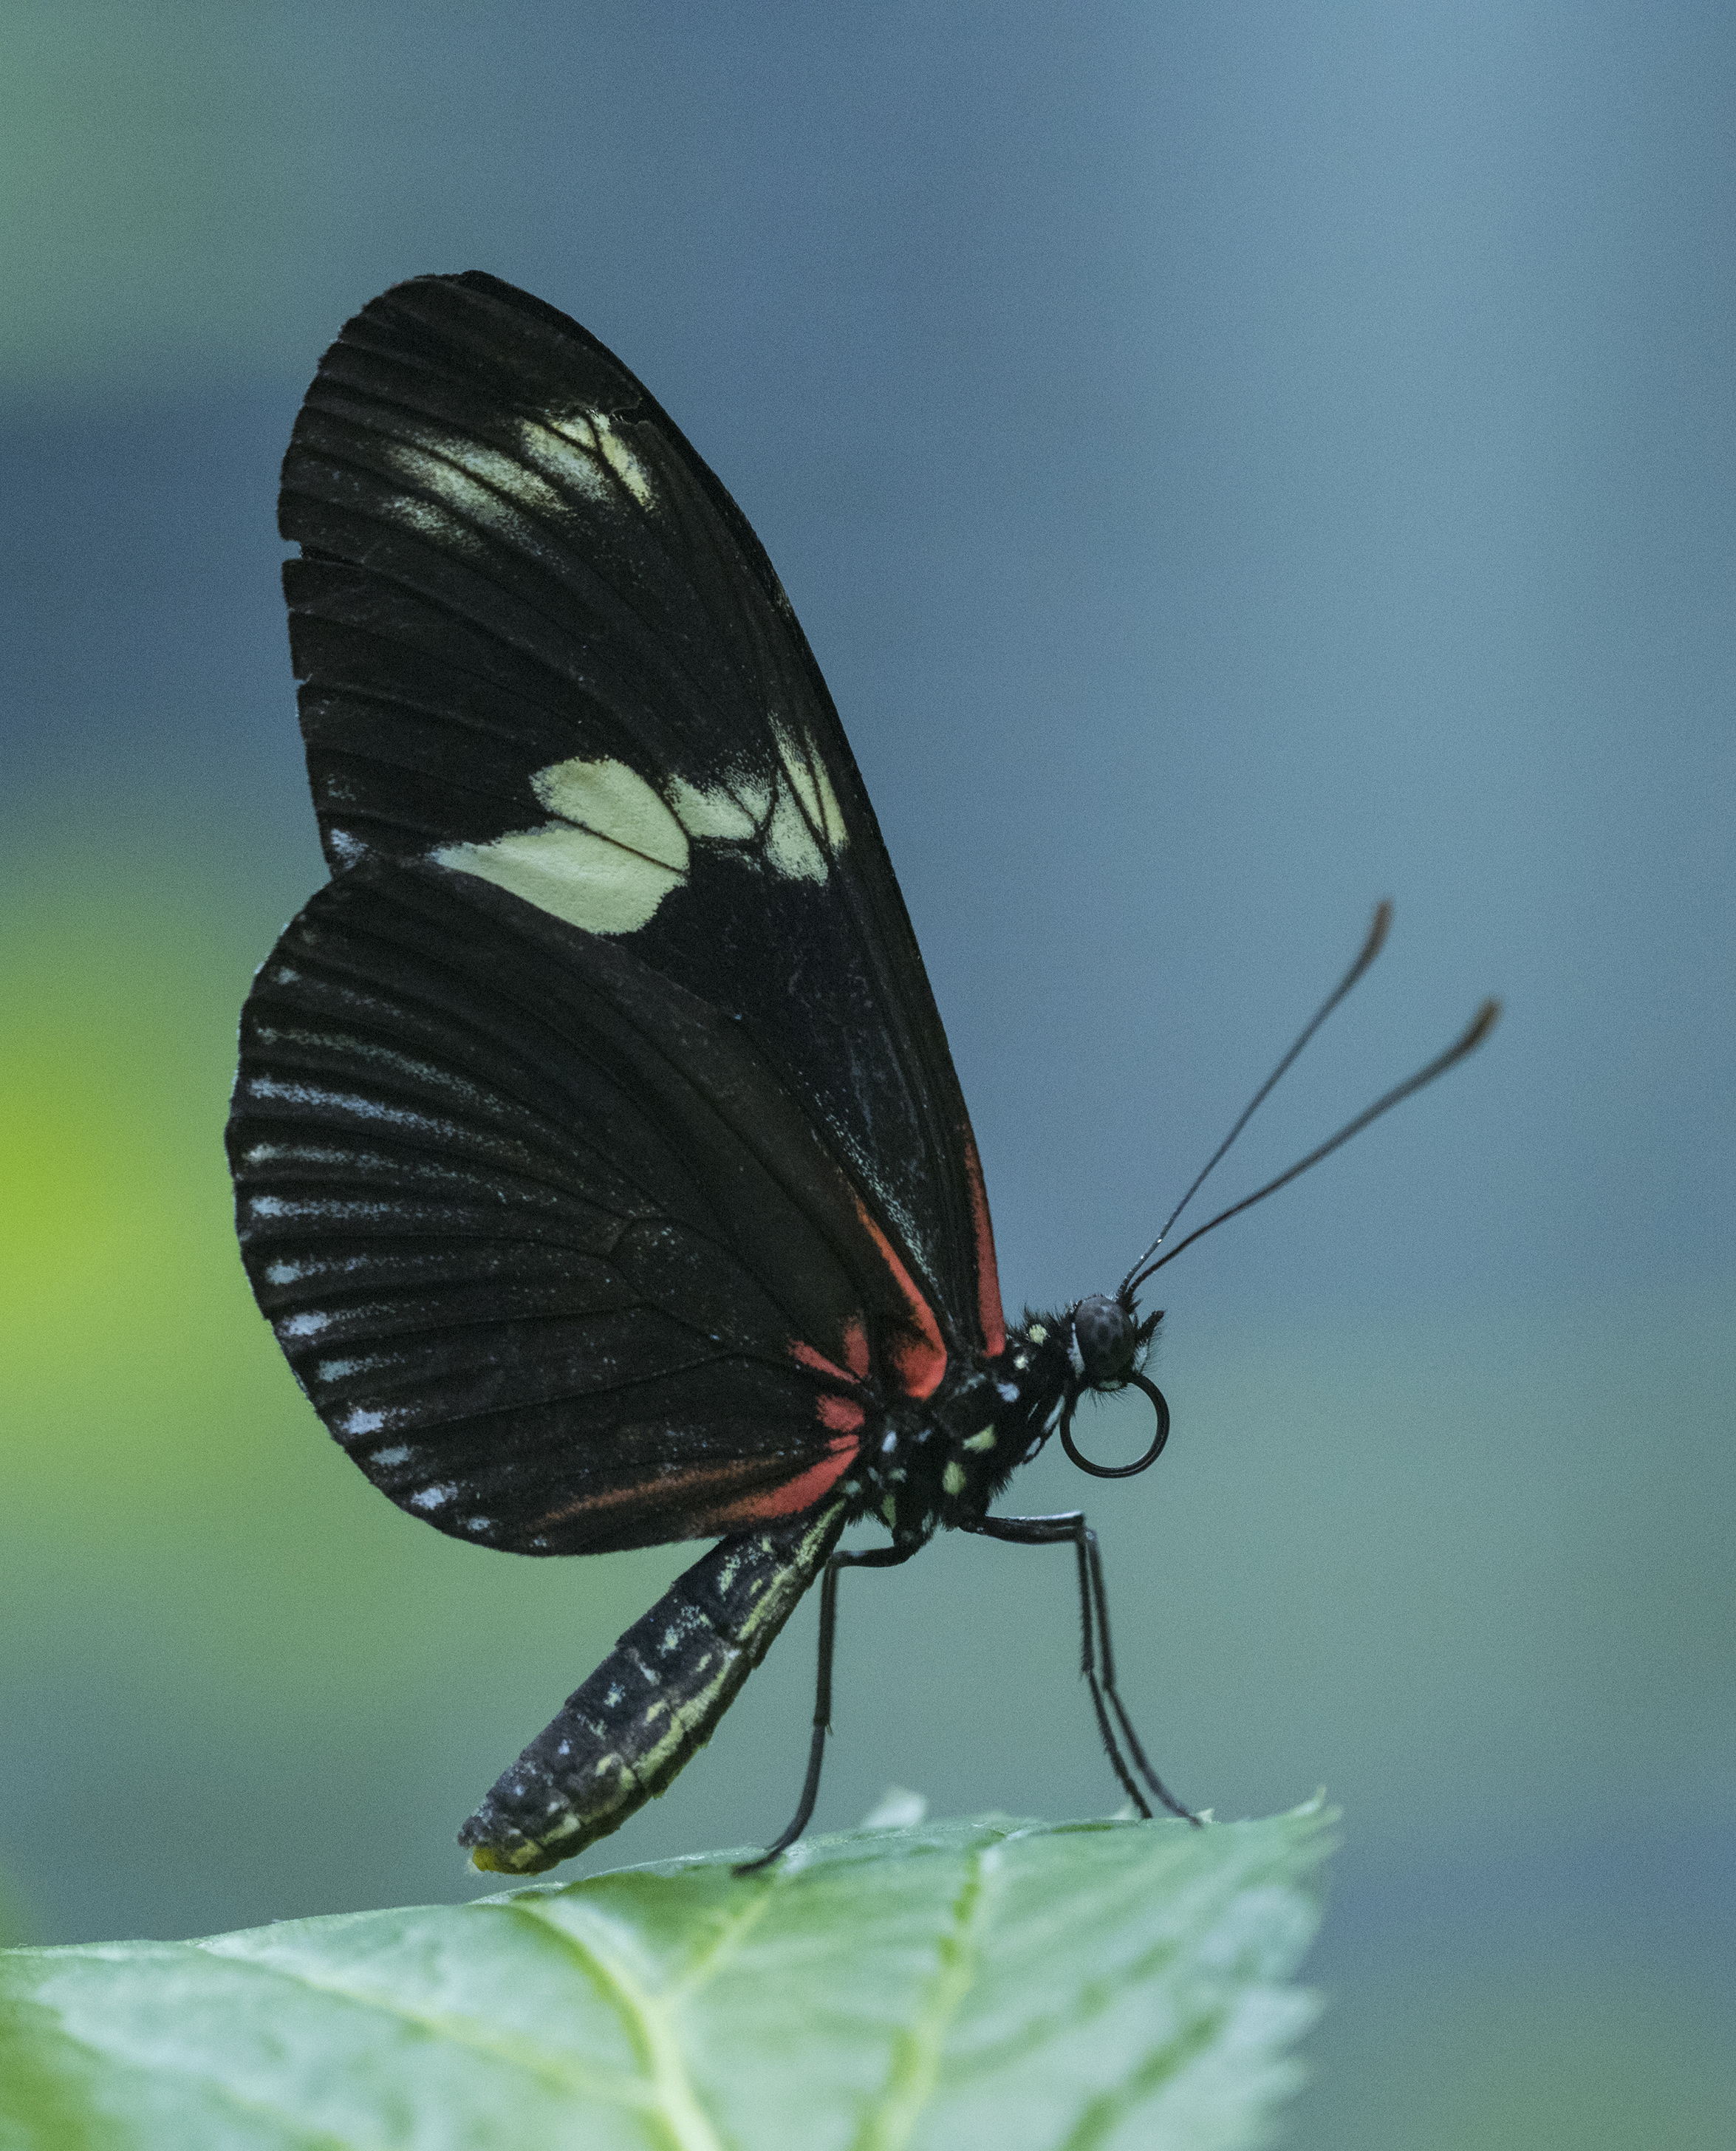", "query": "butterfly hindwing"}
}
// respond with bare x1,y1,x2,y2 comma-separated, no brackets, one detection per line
229,860,951,1554
276,272,1002,1360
